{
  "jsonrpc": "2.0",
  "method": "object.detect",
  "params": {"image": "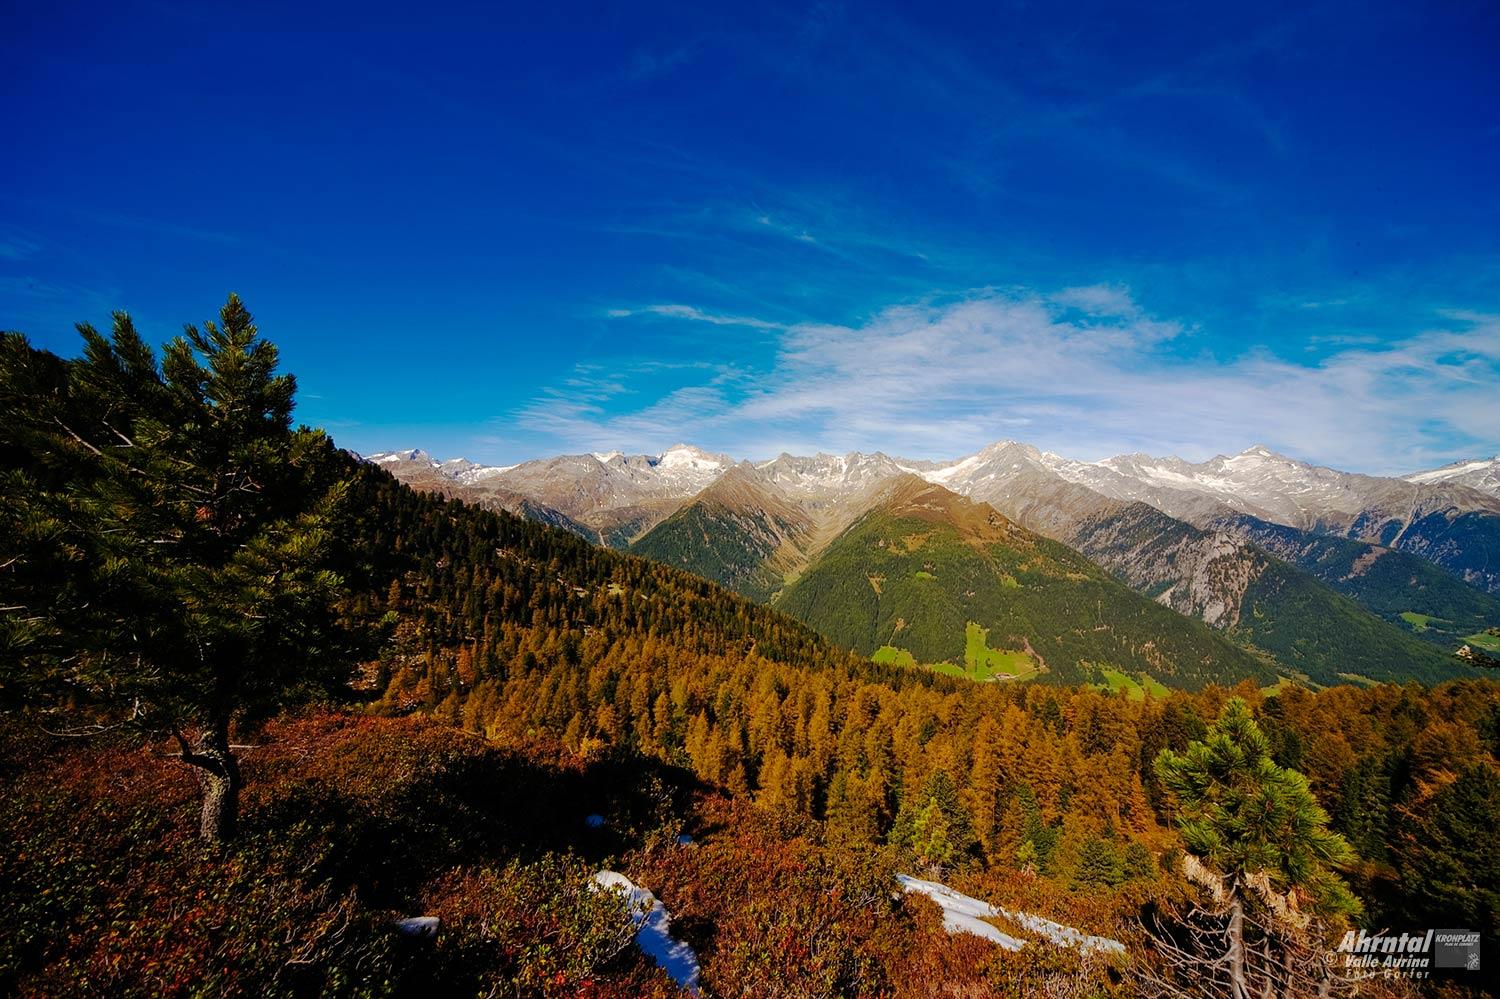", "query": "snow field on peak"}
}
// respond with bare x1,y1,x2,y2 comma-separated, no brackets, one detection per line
369,449,434,465
656,444,728,472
